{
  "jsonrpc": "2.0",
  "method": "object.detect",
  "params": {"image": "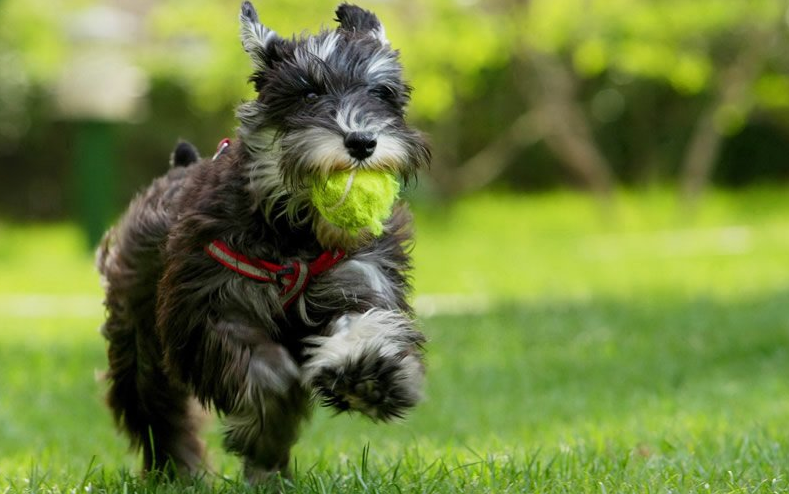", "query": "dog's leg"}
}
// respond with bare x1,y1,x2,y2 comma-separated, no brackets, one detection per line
104,308,206,478
224,382,310,484
302,309,425,421
197,320,310,483
99,210,206,477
